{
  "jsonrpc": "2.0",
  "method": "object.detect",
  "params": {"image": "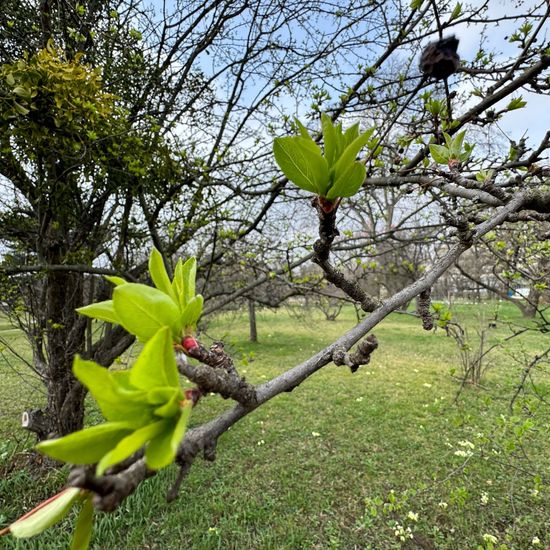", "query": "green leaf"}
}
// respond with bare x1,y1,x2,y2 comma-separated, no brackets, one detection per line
76,300,119,325
181,257,197,308
273,136,330,194
145,402,192,470
331,128,374,190
294,118,314,142
326,162,366,199
343,123,360,147
450,2,462,20
153,388,183,418
149,248,177,301
70,496,93,550
73,357,152,427
147,386,178,405
96,419,171,475
113,283,180,342
507,97,527,110
321,113,338,166
450,131,466,156
36,422,133,464
429,144,450,164
172,259,185,309
104,275,127,286
13,101,30,115
130,326,179,389
9,488,81,538
180,294,203,330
